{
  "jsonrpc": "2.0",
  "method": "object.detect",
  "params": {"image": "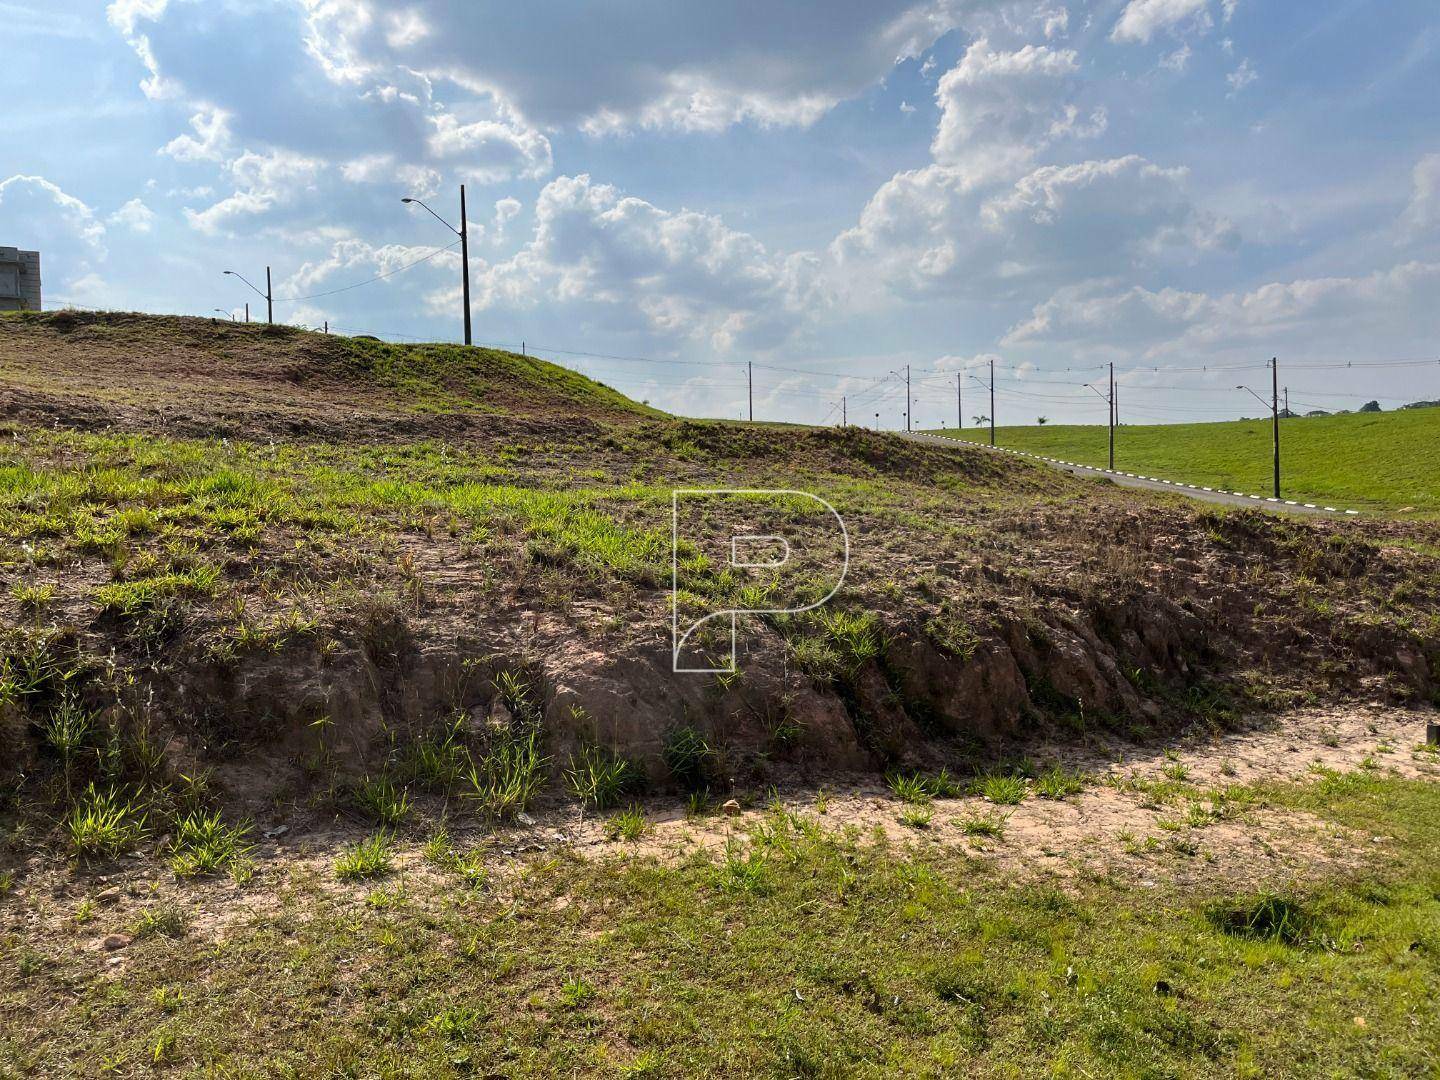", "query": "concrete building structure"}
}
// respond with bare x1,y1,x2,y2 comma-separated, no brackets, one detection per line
0,248,41,311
